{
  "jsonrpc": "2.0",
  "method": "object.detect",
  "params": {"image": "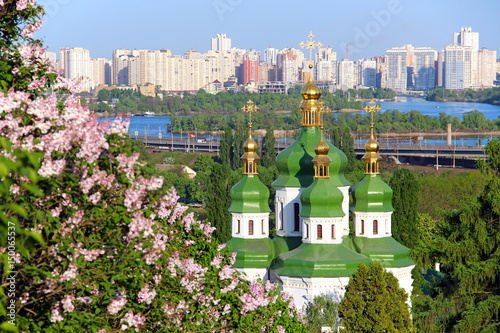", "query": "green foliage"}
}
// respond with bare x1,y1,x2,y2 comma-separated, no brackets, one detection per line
389,169,420,249
304,294,339,332
219,127,232,167
417,171,490,219
206,163,236,243
339,262,413,333
261,127,277,168
427,86,500,106
415,138,500,332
